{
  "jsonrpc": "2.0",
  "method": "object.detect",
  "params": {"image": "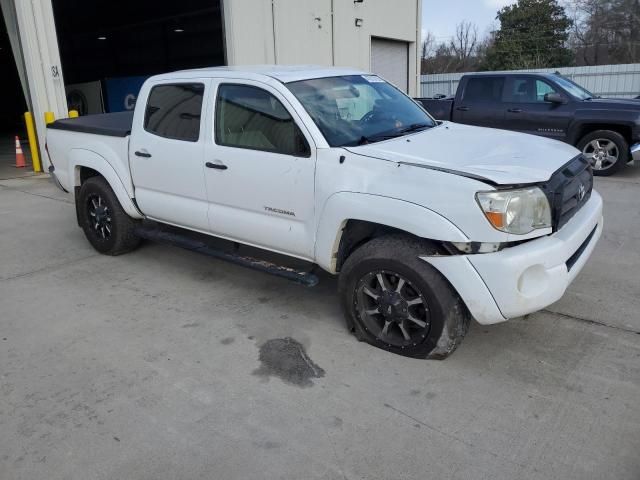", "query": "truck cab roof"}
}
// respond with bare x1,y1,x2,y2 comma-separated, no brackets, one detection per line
462,72,562,79
150,65,368,84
